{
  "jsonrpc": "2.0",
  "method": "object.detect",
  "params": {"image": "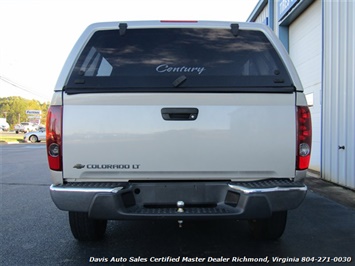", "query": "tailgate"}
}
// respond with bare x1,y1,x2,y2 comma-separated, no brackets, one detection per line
62,92,296,181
